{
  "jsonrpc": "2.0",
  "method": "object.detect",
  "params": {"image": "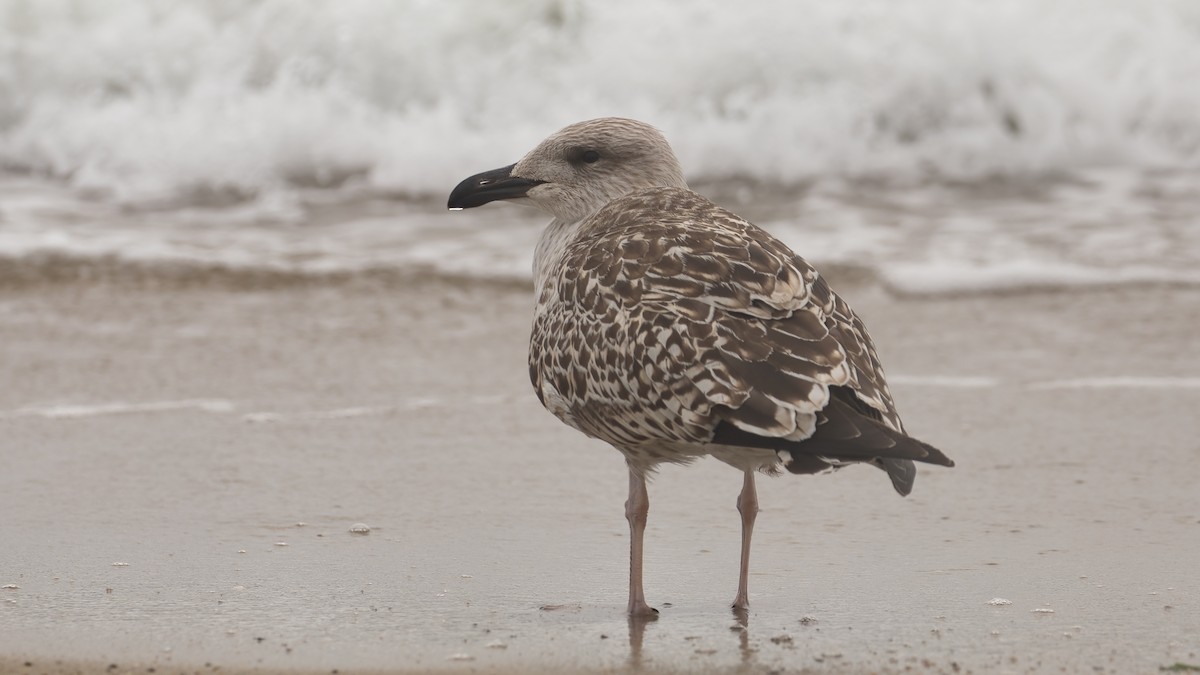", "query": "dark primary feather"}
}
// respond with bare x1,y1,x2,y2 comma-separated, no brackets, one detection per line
710,387,952,464
712,386,954,495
